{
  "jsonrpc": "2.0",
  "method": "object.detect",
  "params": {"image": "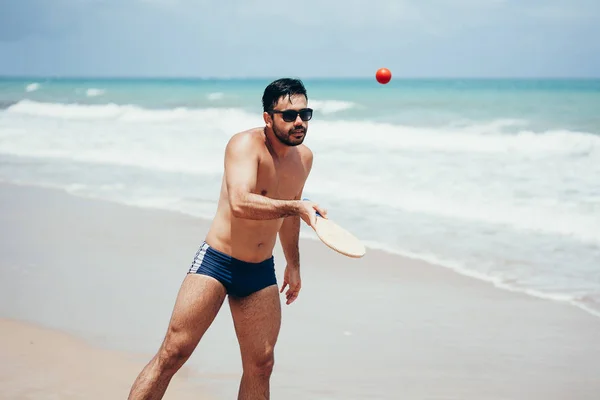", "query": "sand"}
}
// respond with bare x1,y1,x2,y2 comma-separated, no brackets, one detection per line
0,318,209,400
1,181,600,399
